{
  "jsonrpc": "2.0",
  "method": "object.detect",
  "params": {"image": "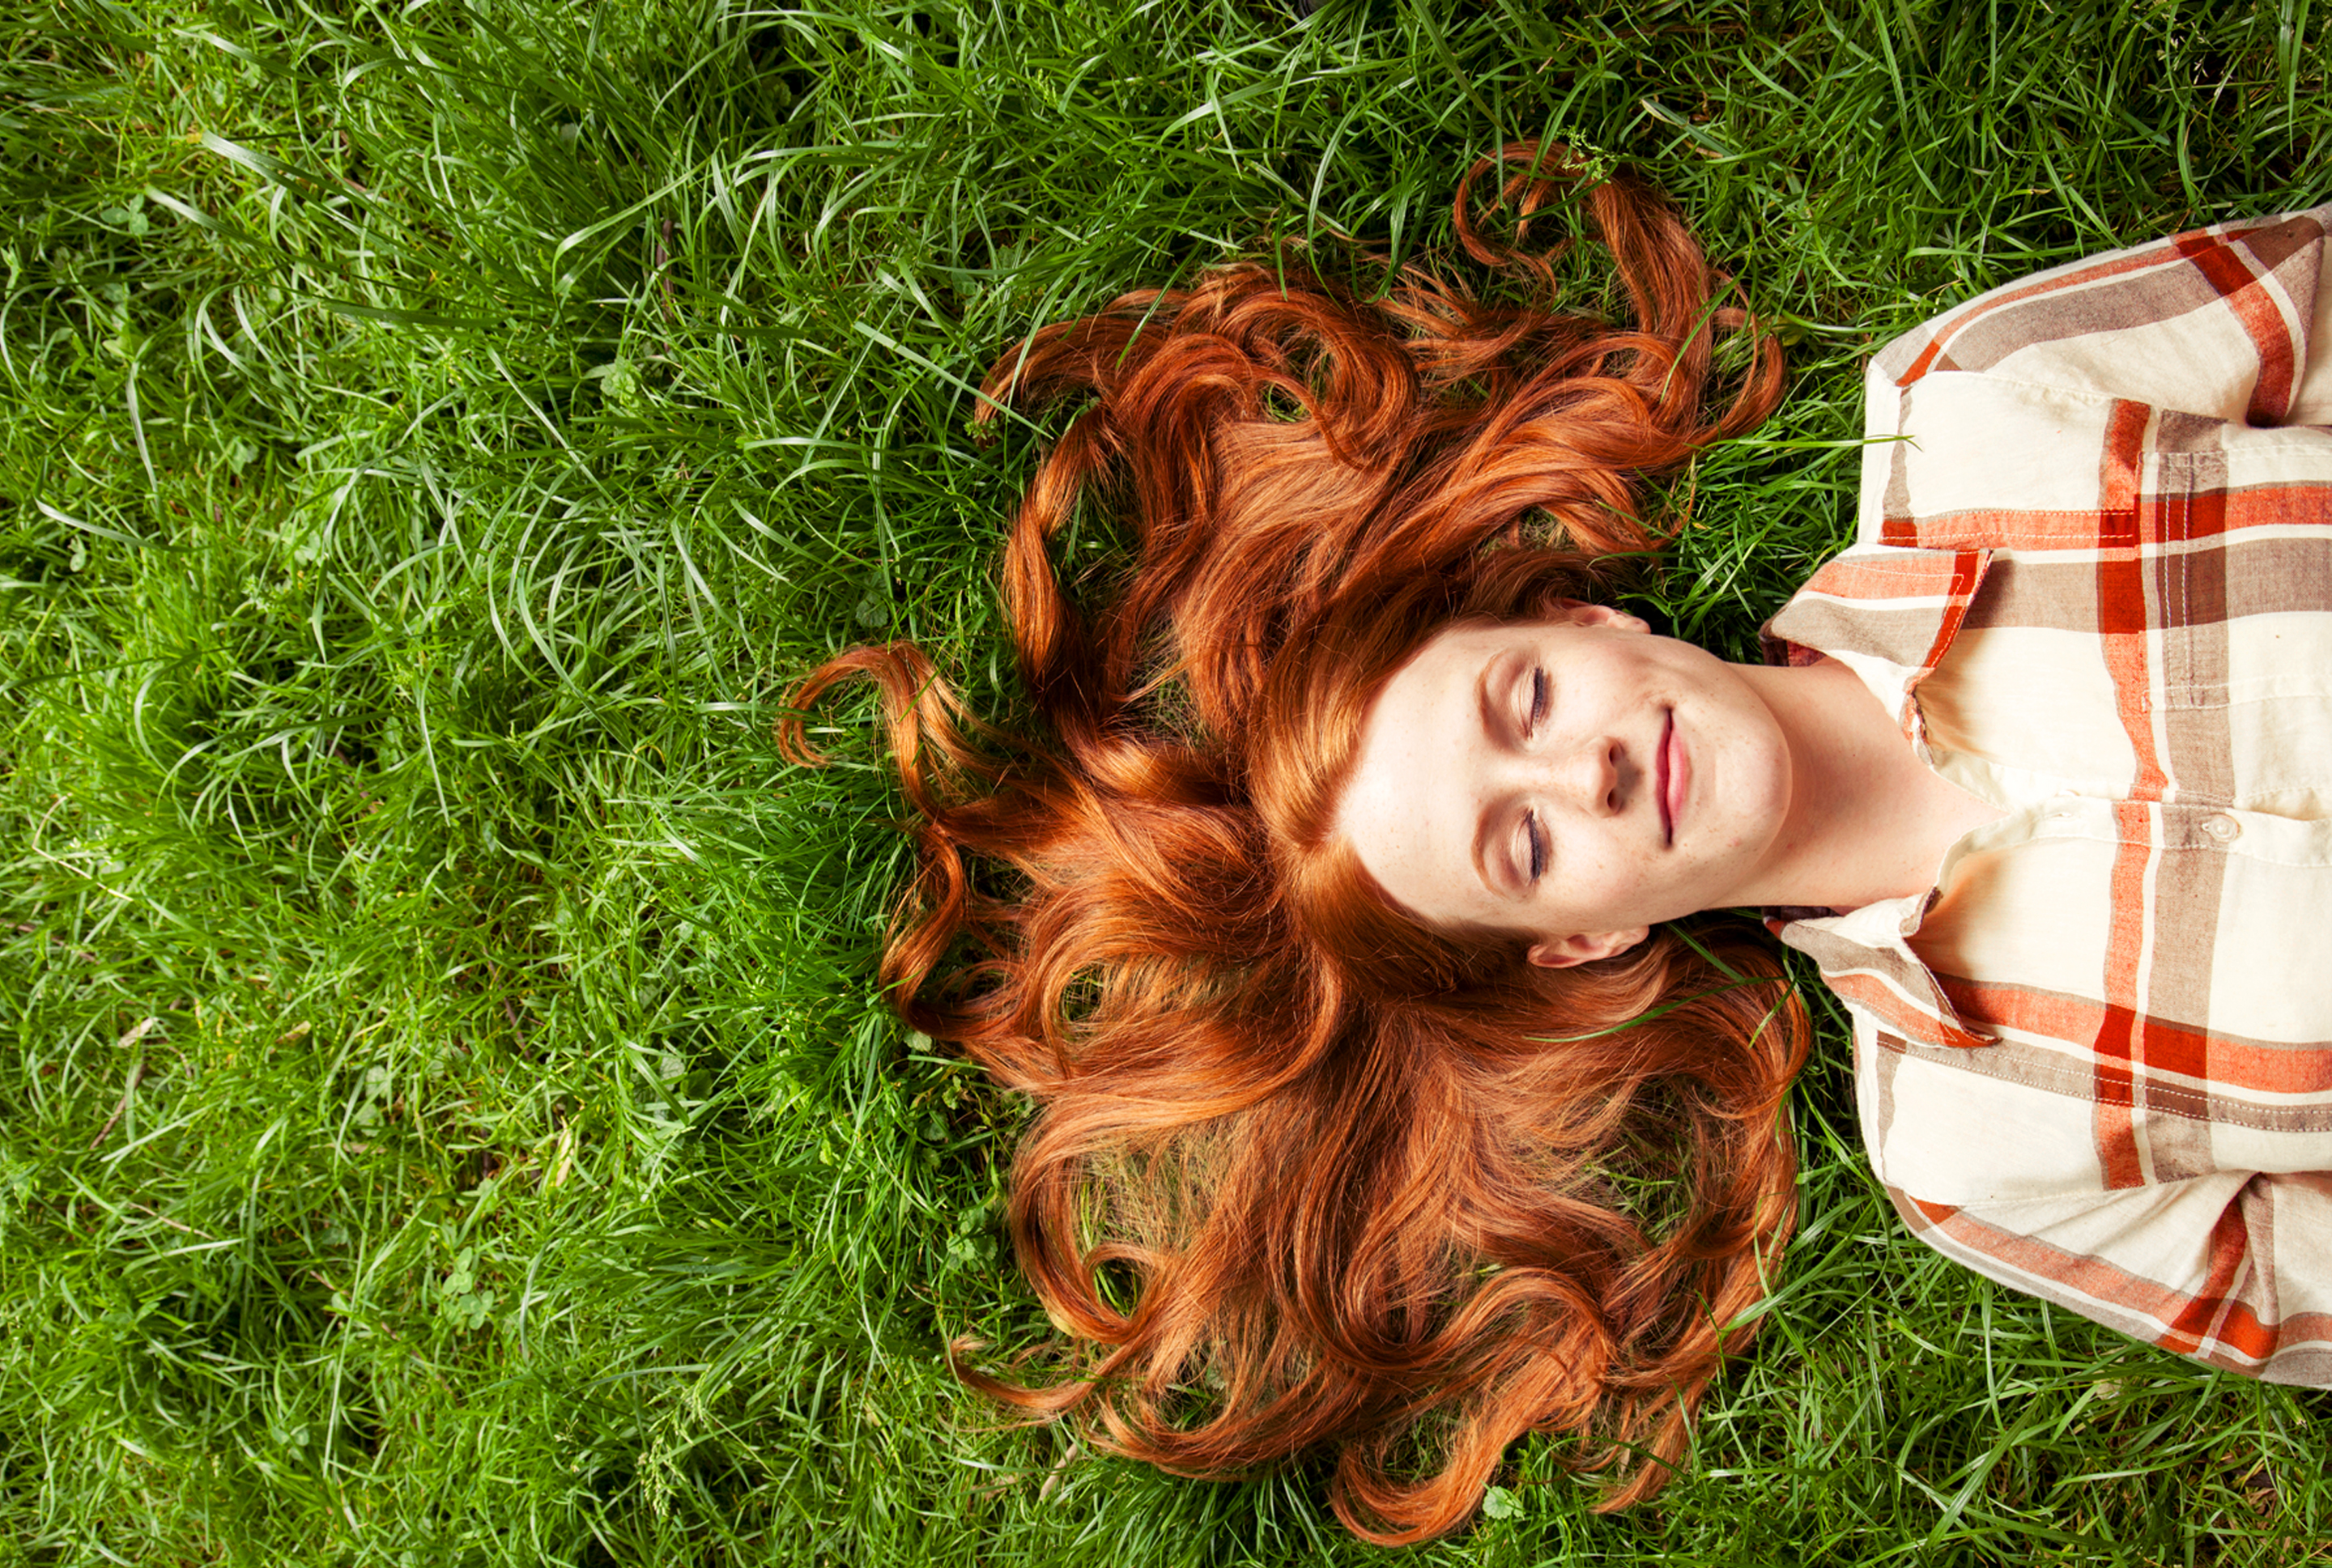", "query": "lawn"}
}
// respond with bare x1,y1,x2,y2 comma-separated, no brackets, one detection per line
4,1,2328,1563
